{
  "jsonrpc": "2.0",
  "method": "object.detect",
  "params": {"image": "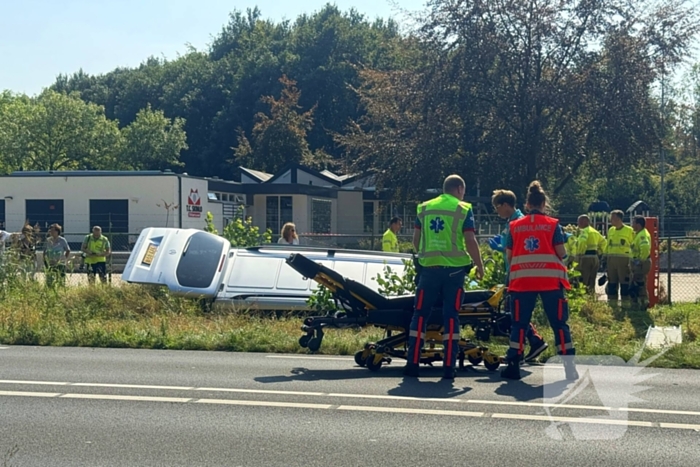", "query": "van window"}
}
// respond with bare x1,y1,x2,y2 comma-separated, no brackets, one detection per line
175,232,224,288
